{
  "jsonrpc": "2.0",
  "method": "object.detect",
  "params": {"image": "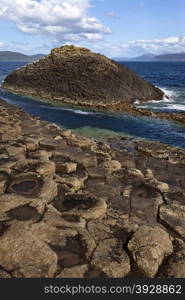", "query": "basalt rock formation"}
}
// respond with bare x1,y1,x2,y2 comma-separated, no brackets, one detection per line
2,45,164,108
1,98,185,278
